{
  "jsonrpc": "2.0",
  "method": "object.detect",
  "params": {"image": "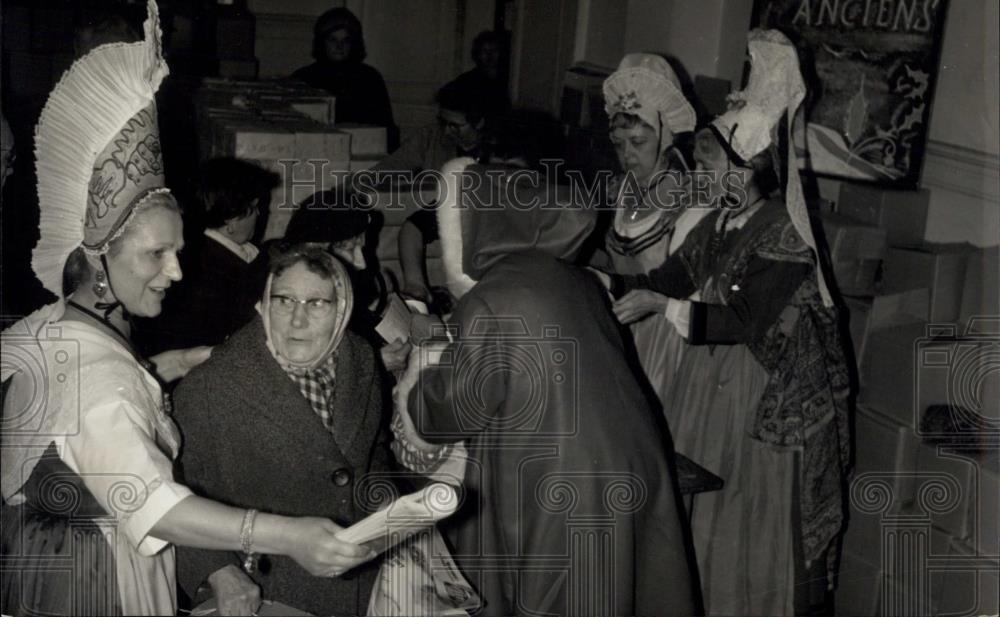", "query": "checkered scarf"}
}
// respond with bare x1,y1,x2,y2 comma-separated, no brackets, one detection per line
286,350,338,430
